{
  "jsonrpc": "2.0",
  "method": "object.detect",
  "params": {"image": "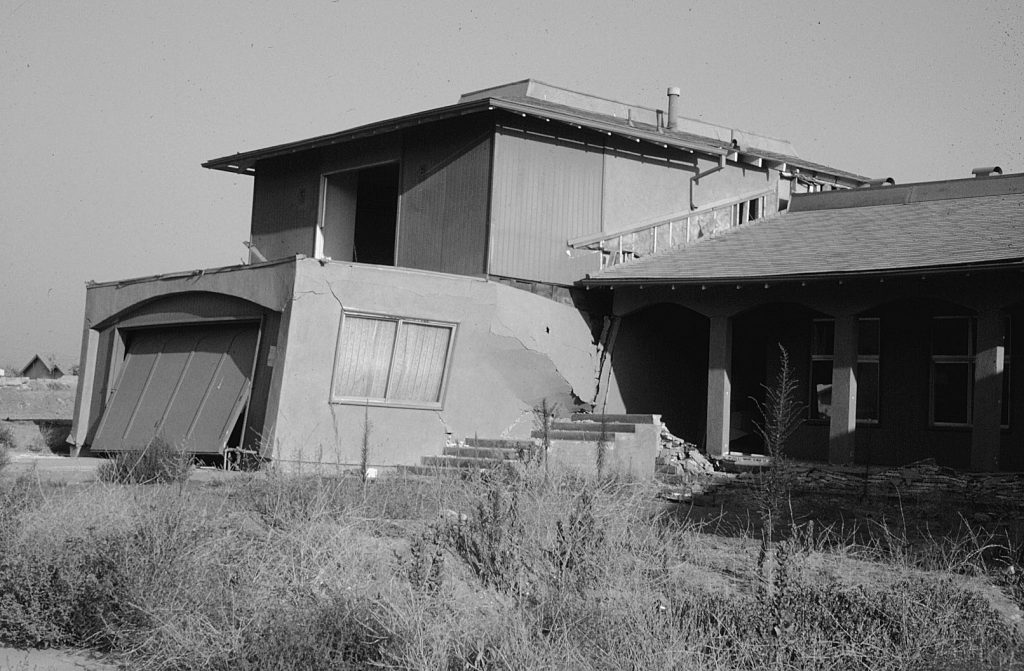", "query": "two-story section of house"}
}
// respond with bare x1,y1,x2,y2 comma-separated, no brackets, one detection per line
69,80,868,469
